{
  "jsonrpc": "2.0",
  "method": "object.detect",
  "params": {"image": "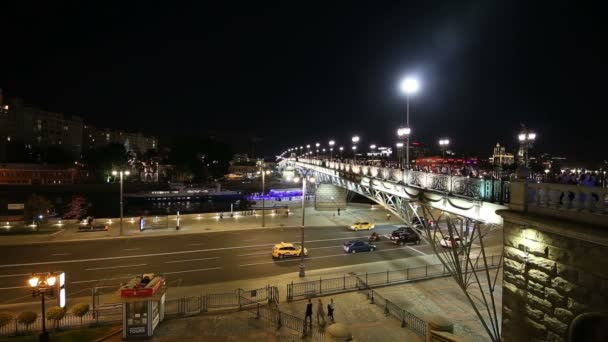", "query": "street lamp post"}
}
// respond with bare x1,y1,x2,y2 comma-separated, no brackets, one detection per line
293,174,315,277
396,142,404,167
351,136,359,162
315,143,320,158
339,146,344,159
112,170,130,236
258,163,271,227
518,126,536,167
28,273,57,342
397,127,411,169
329,140,335,160
400,77,419,169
